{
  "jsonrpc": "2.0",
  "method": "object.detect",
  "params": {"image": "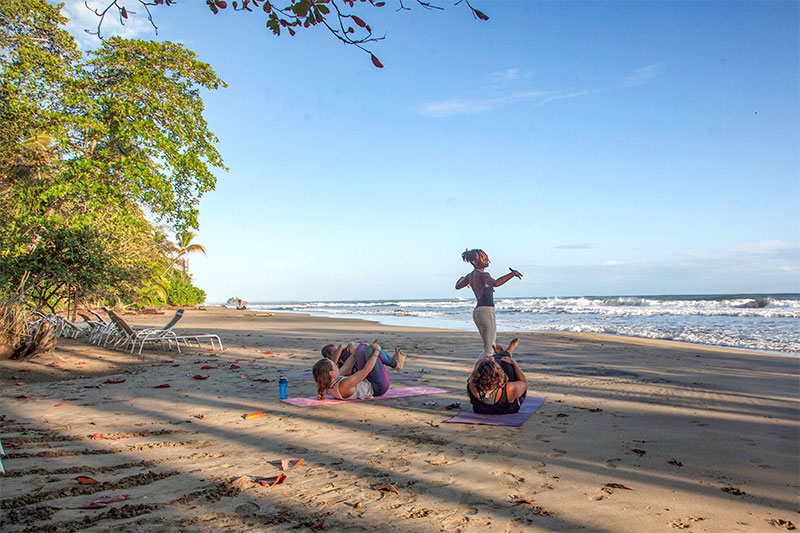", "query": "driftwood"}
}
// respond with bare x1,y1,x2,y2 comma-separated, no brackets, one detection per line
0,321,57,361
